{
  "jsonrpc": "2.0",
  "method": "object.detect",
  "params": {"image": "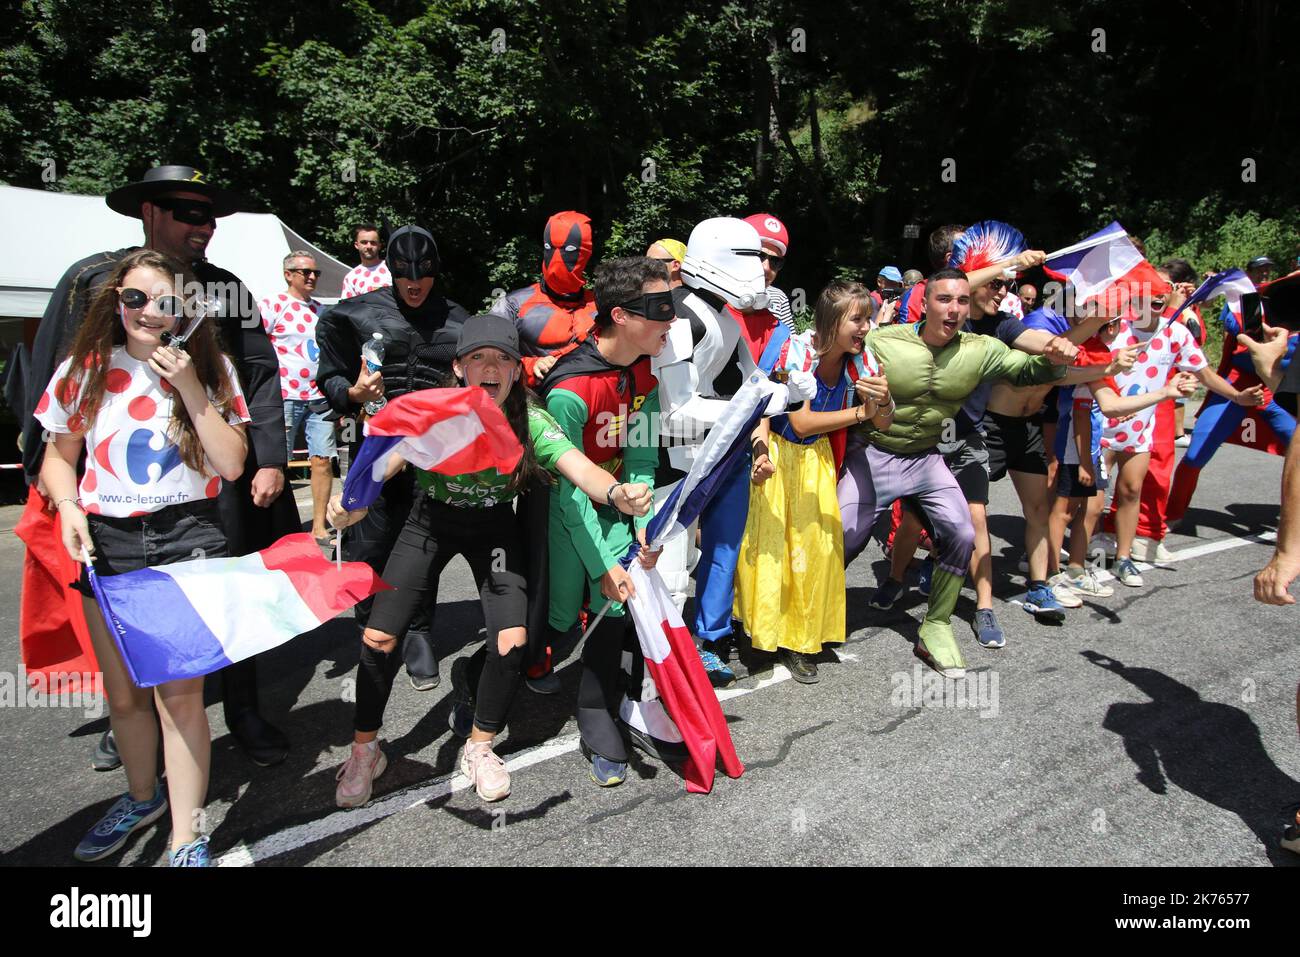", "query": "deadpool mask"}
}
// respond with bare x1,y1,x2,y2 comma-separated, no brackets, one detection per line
541,210,592,296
